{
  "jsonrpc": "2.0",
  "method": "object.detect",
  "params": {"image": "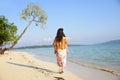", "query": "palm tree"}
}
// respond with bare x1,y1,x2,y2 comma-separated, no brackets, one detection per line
8,3,47,50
